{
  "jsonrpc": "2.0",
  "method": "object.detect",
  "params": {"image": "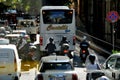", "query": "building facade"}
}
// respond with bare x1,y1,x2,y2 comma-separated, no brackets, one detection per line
78,0,120,48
